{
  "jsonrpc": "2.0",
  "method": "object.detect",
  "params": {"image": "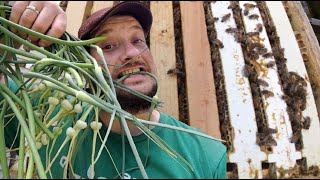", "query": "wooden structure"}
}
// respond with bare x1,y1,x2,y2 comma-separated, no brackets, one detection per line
65,1,320,179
